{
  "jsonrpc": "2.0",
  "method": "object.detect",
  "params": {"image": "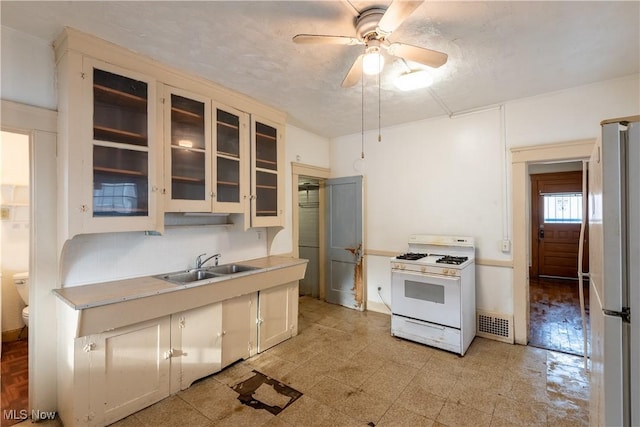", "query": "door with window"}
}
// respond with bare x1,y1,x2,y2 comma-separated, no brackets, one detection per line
531,171,588,278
